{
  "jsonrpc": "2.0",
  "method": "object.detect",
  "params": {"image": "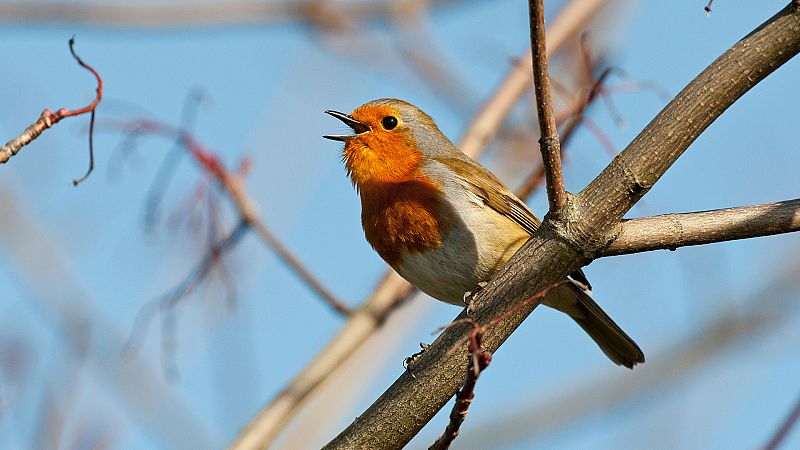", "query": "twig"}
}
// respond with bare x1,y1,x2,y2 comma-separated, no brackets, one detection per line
764,393,800,450
528,0,566,211
427,281,566,449
705,0,715,16
0,37,102,185
124,221,249,378
603,199,800,256
0,0,484,27
458,0,608,158
429,322,491,450
111,119,350,316
227,2,610,448
0,188,219,449
144,88,207,232
517,67,613,200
